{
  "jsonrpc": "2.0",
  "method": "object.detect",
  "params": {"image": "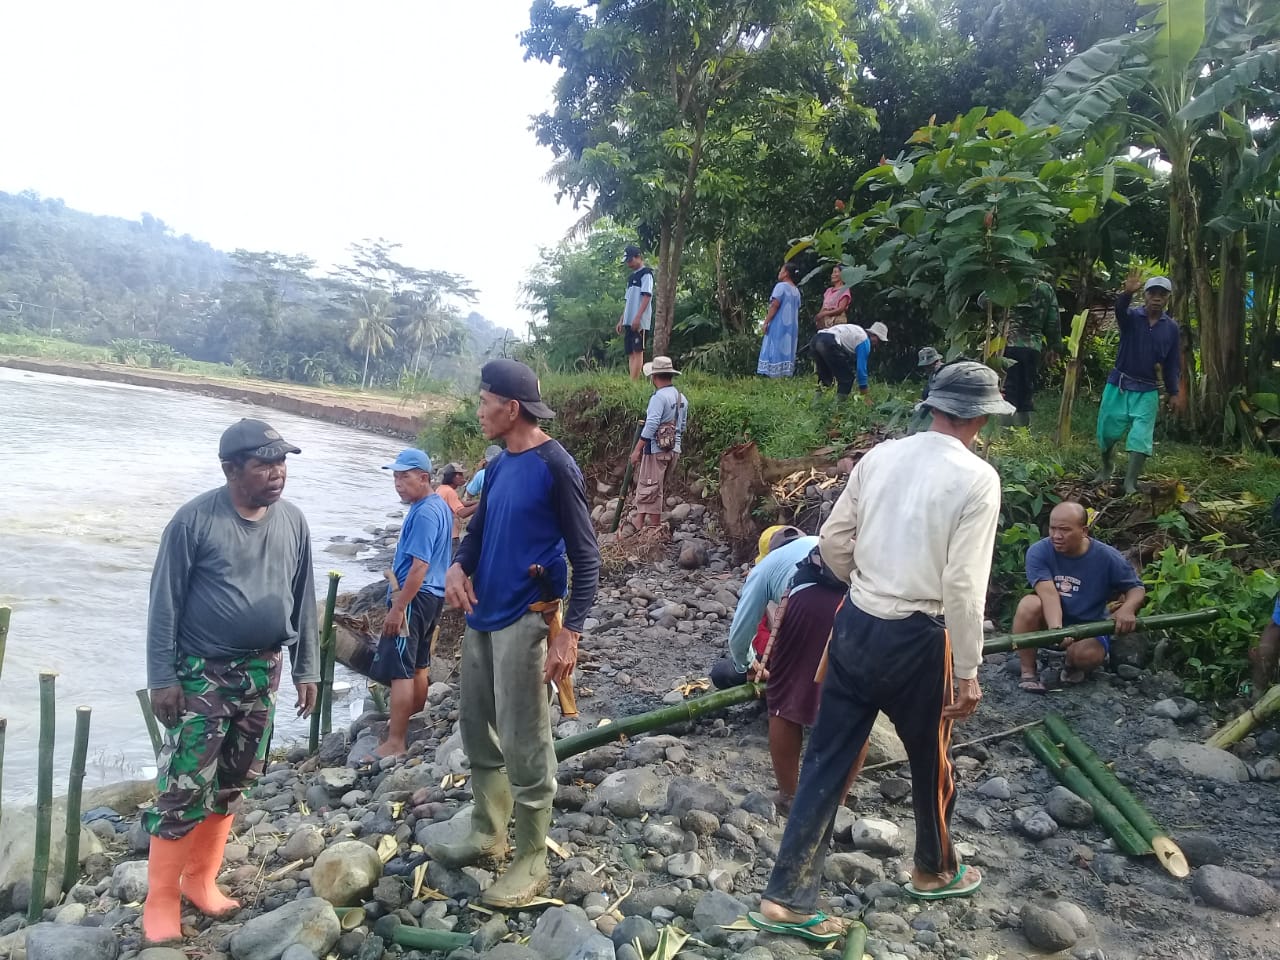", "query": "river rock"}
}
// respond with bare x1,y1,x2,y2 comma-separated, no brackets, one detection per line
1045,786,1094,828
373,760,437,798
666,777,731,816
531,907,614,960
849,818,903,855
594,769,667,818
643,820,686,856
612,916,659,952
692,890,748,930
317,767,357,793
879,777,912,802
678,543,708,569
416,805,474,849
977,777,1012,800
1050,900,1091,937
280,824,326,861
138,949,190,960
1144,739,1249,782
666,852,704,878
1013,808,1059,840
1146,697,1198,722
0,803,104,913
1020,904,1078,952
824,851,884,885
26,923,118,960
229,897,340,960
1178,833,1227,867
1191,865,1280,916
280,948,318,960
867,715,907,765
311,841,383,906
